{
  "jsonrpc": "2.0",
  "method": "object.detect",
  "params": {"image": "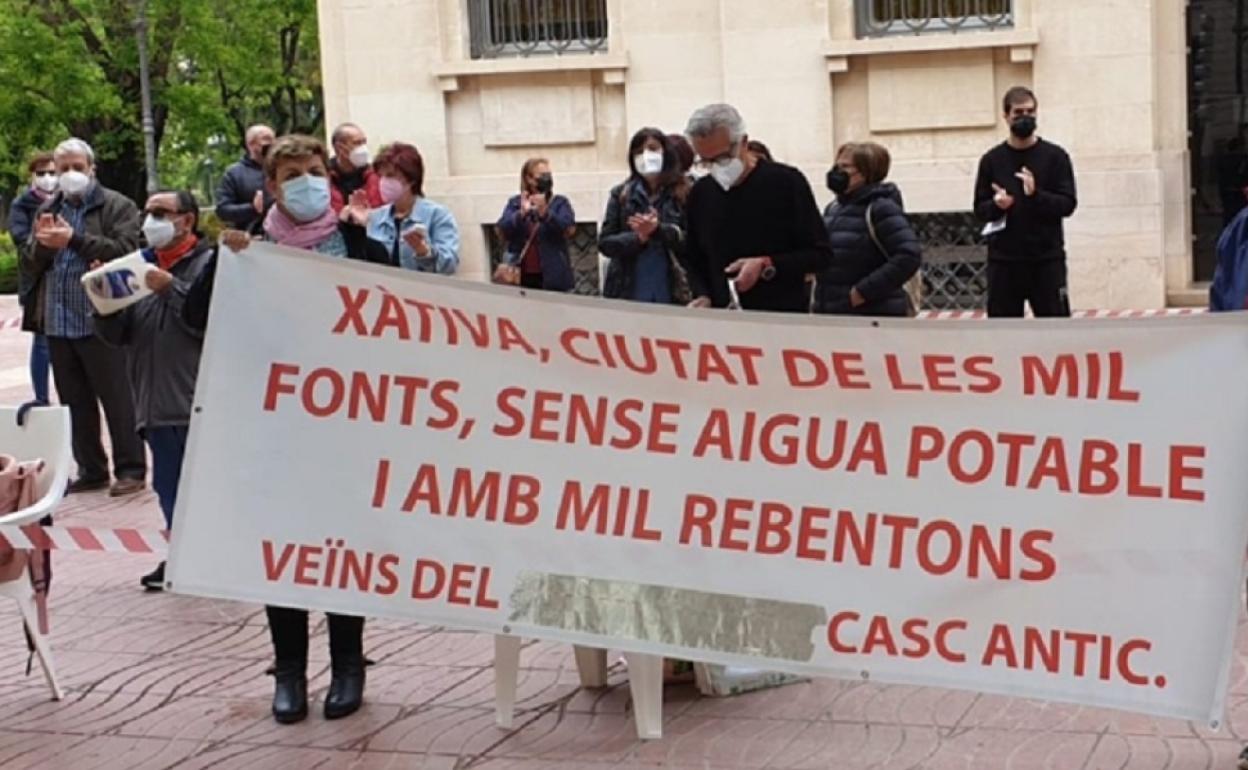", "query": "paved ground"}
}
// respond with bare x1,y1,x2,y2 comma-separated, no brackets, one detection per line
0,297,1247,769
